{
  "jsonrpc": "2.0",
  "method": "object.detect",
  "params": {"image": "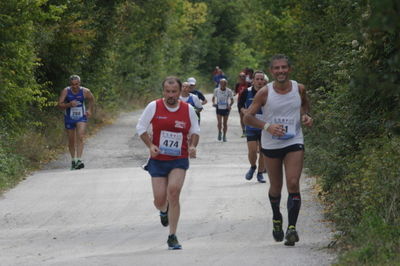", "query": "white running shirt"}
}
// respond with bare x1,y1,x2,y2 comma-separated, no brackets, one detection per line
261,80,304,149
213,87,233,109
